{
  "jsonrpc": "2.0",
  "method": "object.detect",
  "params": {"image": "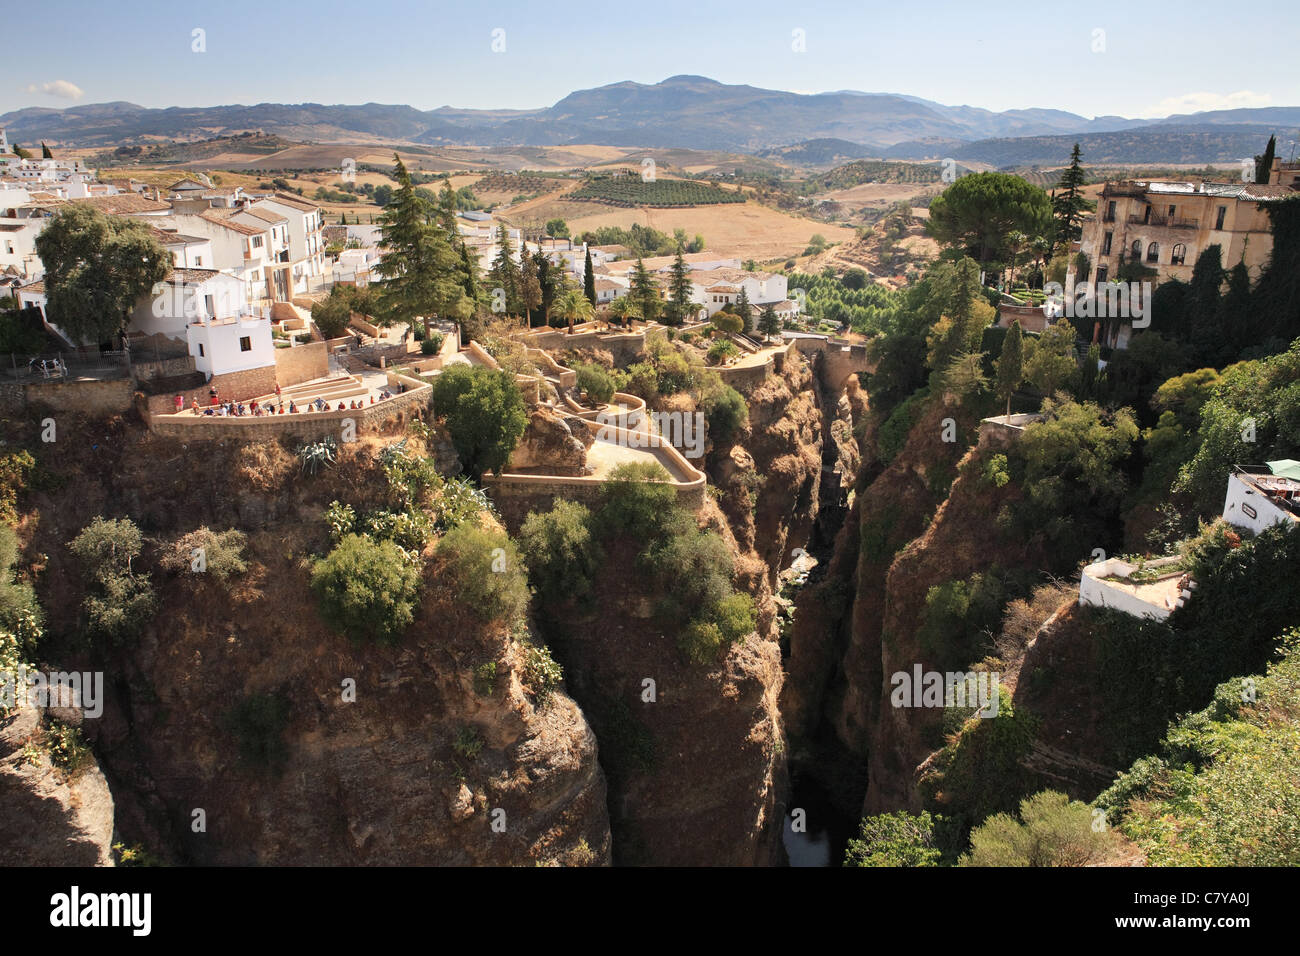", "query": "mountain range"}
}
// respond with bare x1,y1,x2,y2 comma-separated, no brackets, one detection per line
3,75,1297,164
